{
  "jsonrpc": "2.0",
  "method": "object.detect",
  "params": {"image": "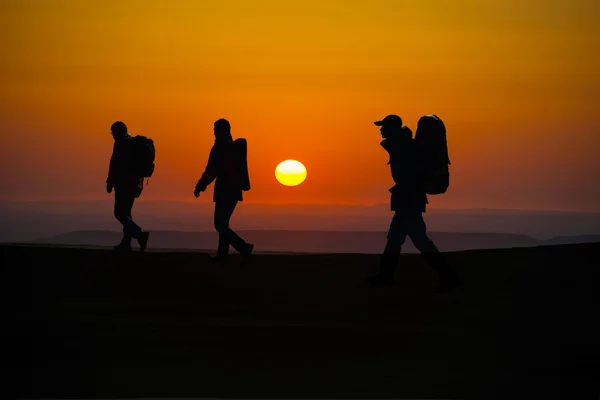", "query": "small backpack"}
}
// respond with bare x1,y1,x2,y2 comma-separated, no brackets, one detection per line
129,135,155,178
234,138,250,191
414,114,450,195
